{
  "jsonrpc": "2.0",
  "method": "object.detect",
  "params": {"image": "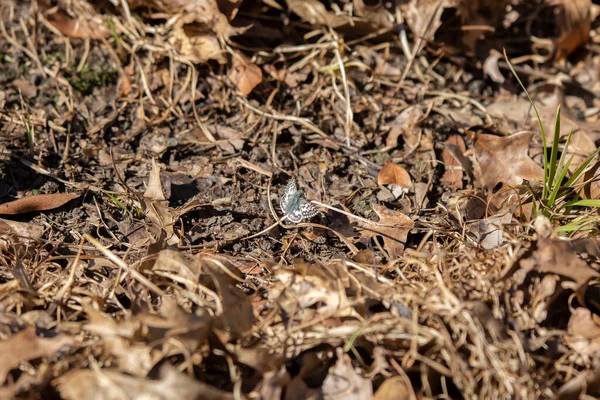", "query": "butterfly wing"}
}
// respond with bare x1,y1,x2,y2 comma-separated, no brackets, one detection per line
280,178,297,211
286,198,317,224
